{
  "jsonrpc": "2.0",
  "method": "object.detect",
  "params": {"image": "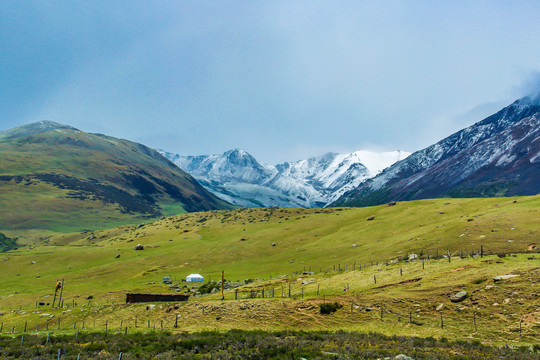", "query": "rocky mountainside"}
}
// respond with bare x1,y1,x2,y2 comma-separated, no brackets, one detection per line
333,93,540,207
0,121,232,232
160,149,409,208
